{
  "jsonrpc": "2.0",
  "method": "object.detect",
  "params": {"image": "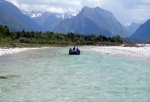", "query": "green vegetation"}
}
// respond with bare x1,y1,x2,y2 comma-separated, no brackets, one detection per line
0,25,123,47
